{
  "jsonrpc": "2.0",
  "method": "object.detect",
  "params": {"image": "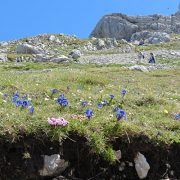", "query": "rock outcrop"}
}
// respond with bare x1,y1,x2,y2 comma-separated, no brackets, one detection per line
16,43,44,54
90,4,180,41
131,31,170,44
0,53,8,62
69,49,81,59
